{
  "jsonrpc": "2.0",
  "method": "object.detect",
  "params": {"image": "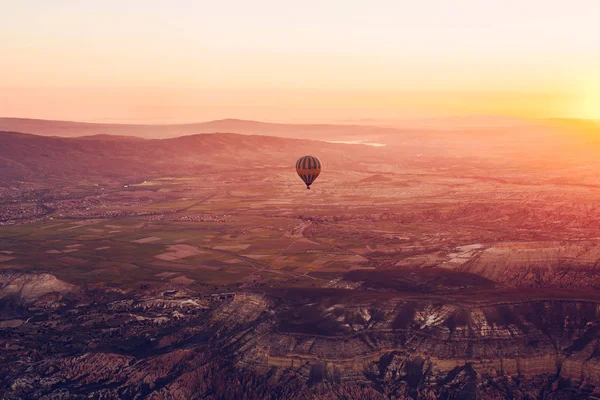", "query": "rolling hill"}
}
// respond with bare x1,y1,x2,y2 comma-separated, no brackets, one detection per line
0,131,385,185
